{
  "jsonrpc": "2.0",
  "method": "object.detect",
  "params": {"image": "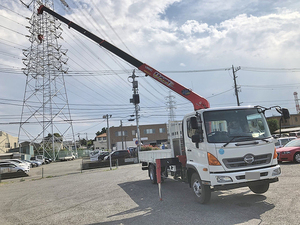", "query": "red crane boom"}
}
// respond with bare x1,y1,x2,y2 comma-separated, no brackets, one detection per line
37,5,210,110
